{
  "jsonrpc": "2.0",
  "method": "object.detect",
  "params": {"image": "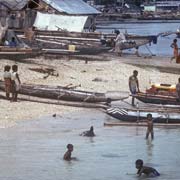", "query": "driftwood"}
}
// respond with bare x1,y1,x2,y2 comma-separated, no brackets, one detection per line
29,67,59,77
